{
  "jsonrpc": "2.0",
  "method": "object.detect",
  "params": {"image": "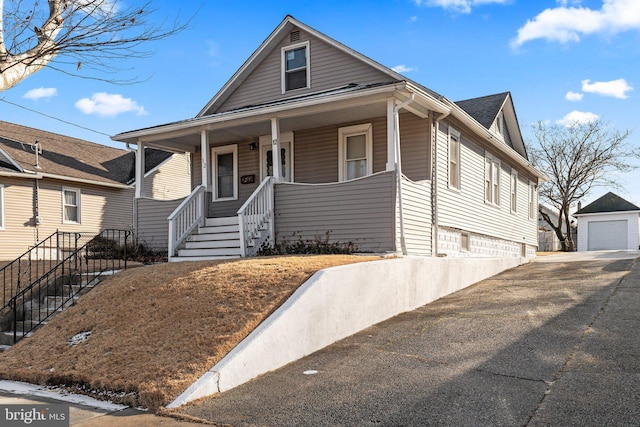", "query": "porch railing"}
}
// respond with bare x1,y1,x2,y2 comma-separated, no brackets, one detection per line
168,185,206,257
238,176,275,257
1,231,80,312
